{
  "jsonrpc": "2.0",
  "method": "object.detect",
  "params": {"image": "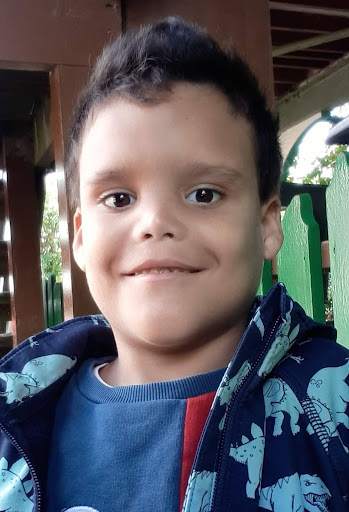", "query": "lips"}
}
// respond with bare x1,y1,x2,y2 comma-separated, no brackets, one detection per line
125,259,202,276
131,267,196,276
